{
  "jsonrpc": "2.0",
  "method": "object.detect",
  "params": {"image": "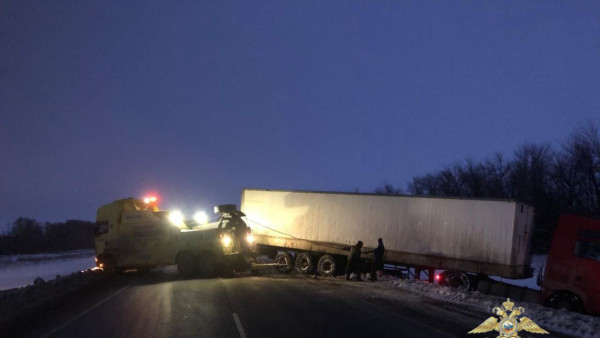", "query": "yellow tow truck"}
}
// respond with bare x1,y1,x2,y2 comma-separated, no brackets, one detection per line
94,197,255,276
